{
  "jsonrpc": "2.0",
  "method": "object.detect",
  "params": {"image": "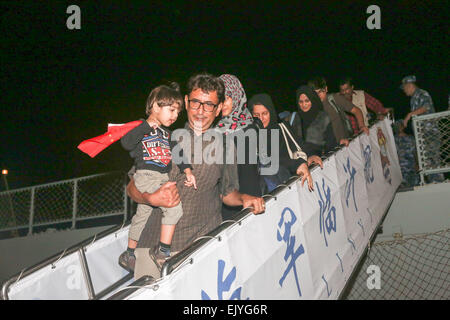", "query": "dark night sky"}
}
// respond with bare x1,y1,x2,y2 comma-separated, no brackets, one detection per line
1,1,448,190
